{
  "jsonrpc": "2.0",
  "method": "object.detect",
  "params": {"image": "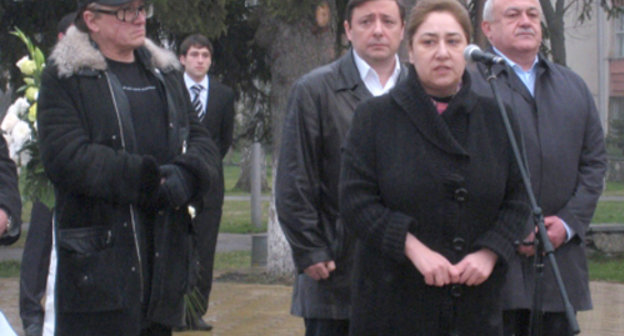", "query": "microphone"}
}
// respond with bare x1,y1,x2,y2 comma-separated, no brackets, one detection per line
464,44,505,65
